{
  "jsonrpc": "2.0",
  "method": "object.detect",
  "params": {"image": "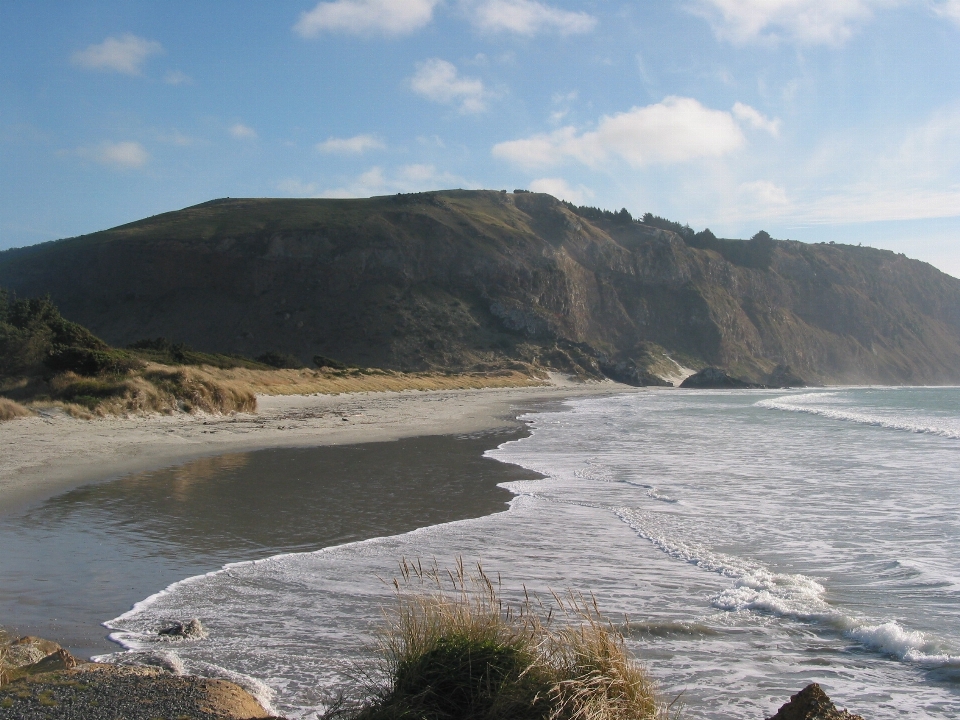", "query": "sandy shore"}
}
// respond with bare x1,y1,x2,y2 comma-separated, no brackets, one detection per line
0,376,635,516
